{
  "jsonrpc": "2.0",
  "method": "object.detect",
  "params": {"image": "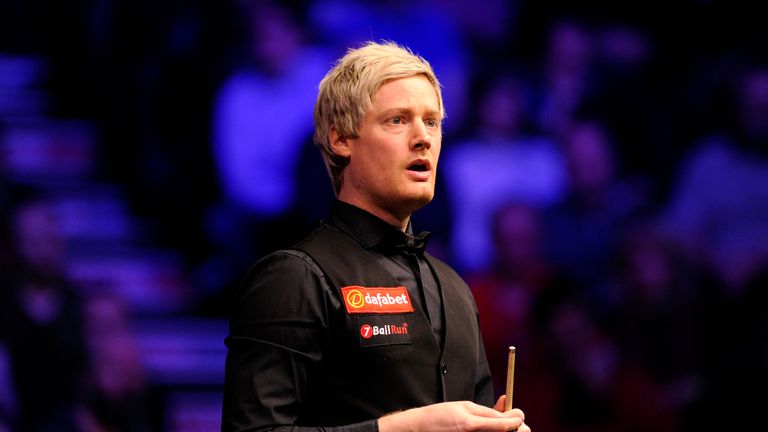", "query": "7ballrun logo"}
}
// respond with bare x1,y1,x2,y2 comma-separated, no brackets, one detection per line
360,322,409,339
